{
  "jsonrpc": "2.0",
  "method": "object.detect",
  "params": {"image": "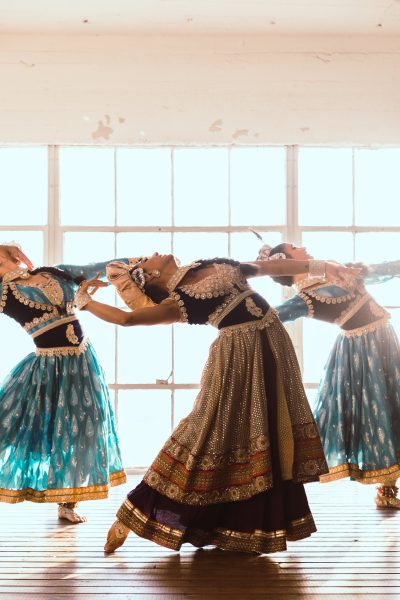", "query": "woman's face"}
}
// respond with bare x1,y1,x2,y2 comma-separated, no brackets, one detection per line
283,243,313,260
139,252,179,274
